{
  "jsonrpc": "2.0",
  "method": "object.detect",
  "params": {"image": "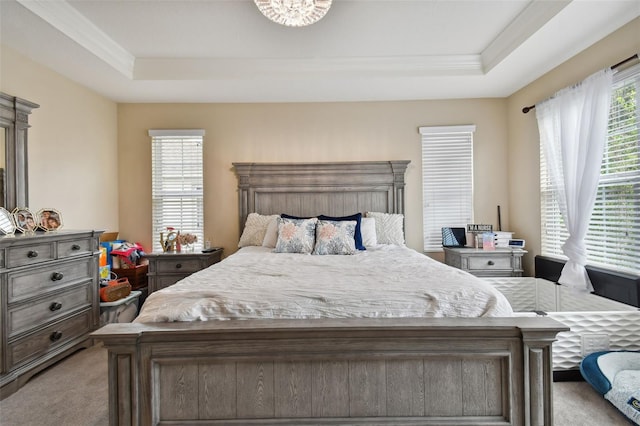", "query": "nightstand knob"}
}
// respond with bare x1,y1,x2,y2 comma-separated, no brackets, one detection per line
49,302,62,311
51,272,64,281
27,250,38,258
487,260,495,266
175,263,182,269
50,331,63,342
71,244,81,251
